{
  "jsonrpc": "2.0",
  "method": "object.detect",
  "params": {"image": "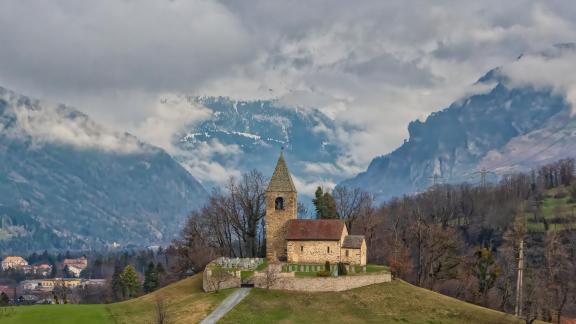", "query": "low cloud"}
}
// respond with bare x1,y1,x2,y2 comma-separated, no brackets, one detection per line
177,139,243,186
1,89,143,154
3,0,576,180
499,44,576,113
133,94,213,154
